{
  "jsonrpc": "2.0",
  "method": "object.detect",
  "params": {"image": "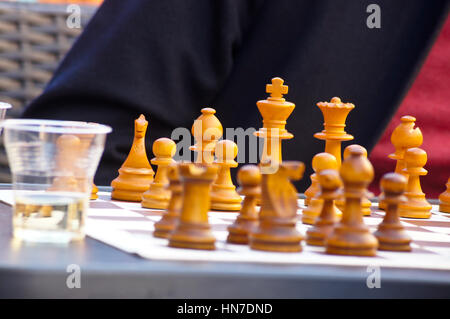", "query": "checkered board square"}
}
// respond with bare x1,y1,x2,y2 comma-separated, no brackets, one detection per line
1,190,450,270
89,192,450,270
